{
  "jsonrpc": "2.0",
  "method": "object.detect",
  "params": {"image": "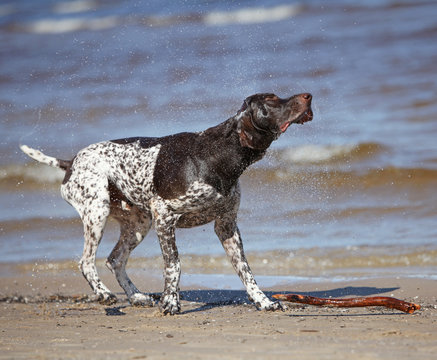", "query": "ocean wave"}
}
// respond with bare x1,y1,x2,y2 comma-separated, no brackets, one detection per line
278,142,385,164
203,4,303,26
5,1,432,35
21,15,120,34
230,246,437,274
241,142,437,190
3,154,437,192
12,3,303,34
245,165,437,190
0,163,64,190
18,245,437,275
1,216,81,236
